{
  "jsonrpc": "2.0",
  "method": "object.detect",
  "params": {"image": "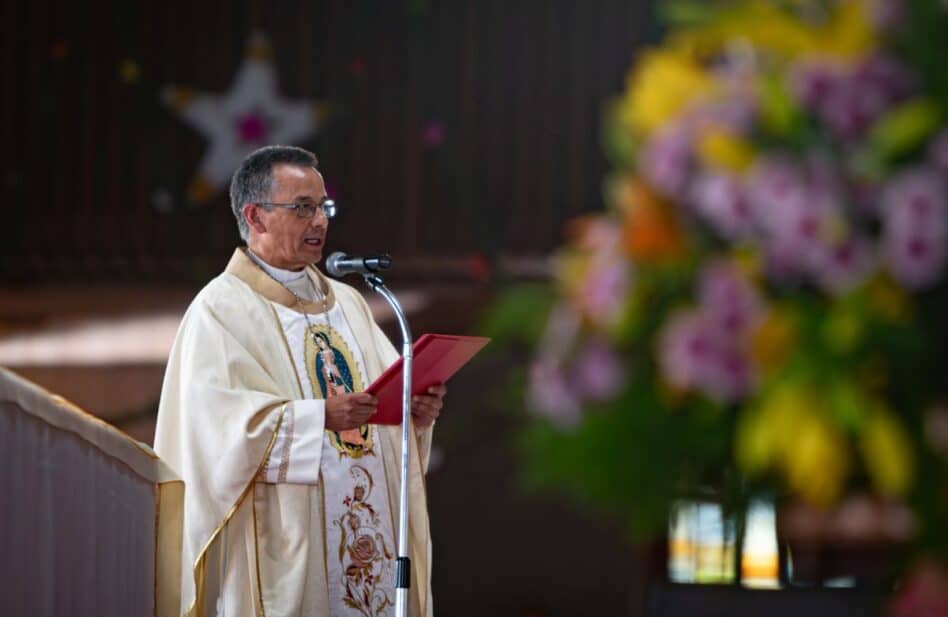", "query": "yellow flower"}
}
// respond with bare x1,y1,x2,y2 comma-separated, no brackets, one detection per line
819,0,876,58
786,416,849,507
618,2,876,140
739,383,850,506
749,308,797,374
867,274,912,322
737,384,806,472
669,0,875,61
861,408,915,497
726,5,814,56
619,49,715,136
736,409,778,473
696,128,755,172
